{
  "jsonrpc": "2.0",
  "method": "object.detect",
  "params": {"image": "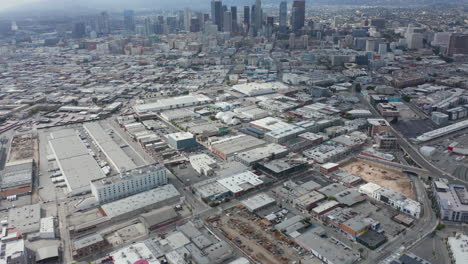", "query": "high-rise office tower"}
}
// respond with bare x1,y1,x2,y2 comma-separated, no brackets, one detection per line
291,0,305,33
72,22,86,39
184,8,191,32
96,11,110,35
211,0,223,31
144,17,153,36
254,0,262,34
223,11,232,32
447,34,468,56
231,6,237,32
123,10,135,32
243,6,250,29
190,18,201,32
279,1,287,34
